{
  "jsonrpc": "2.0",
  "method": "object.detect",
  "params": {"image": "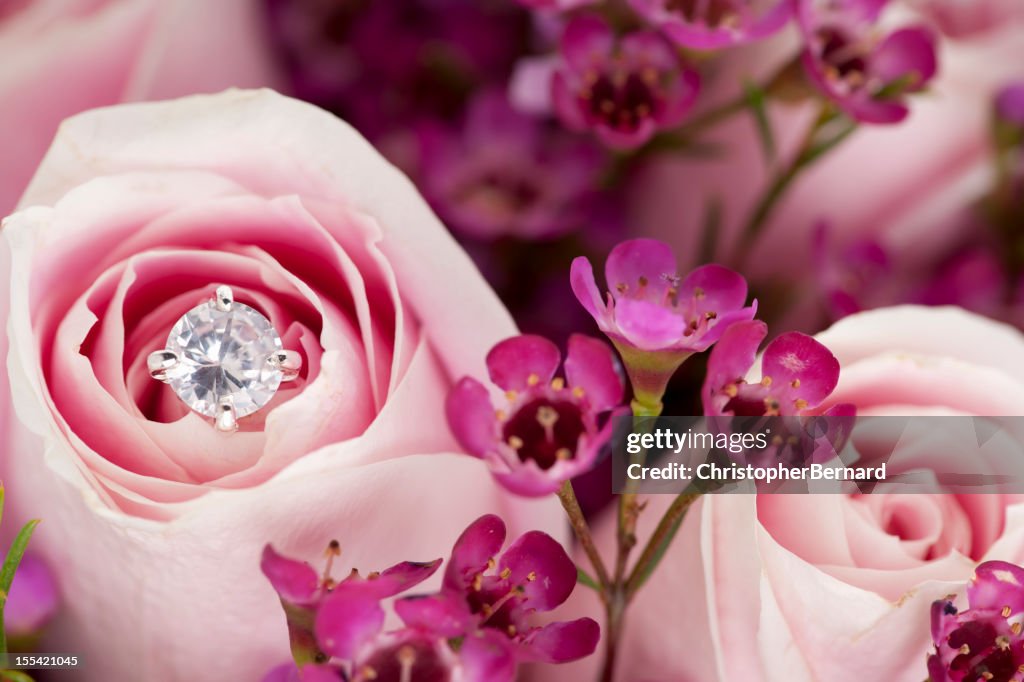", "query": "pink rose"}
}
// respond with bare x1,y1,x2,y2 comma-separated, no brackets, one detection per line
0,0,282,214
538,305,1024,681
1,90,563,681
